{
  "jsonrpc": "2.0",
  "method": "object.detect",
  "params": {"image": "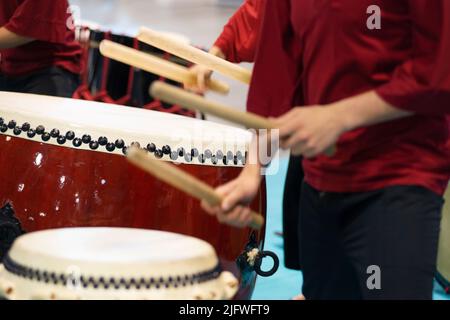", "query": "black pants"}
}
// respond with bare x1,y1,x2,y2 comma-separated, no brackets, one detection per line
0,66,79,98
300,182,443,300
282,155,304,270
